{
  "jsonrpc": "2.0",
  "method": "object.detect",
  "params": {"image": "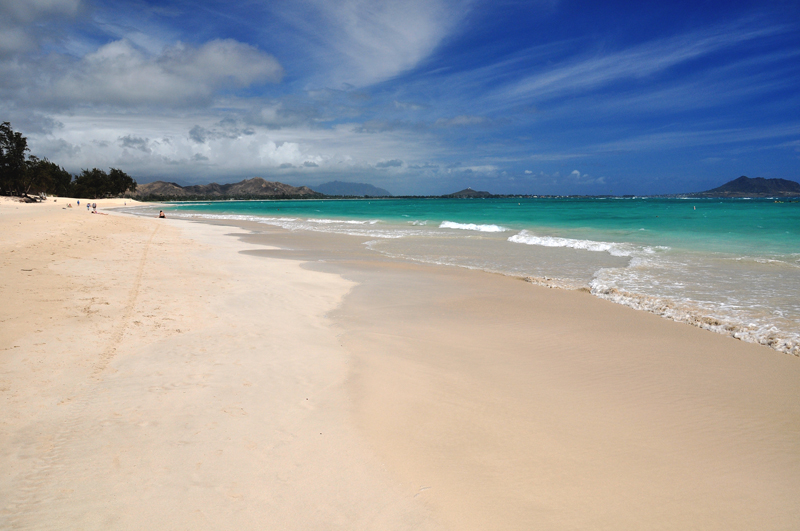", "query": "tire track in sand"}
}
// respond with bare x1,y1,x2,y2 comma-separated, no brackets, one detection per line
92,223,159,376
2,223,160,530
